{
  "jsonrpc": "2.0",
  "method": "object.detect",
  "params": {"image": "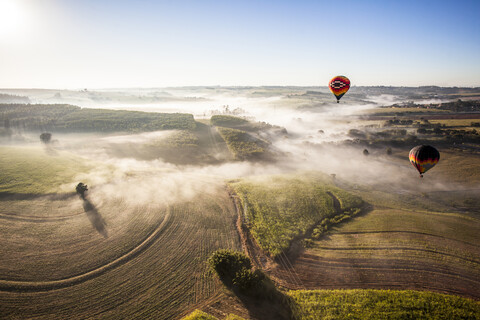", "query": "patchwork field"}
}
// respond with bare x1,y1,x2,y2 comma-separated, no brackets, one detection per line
272,208,480,298
1,99,480,319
